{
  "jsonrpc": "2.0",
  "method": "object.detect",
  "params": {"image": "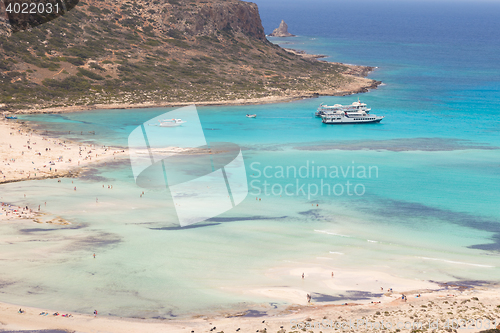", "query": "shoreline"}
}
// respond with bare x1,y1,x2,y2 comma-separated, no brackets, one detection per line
283,47,329,60
1,282,499,332
0,119,128,185
11,79,381,115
